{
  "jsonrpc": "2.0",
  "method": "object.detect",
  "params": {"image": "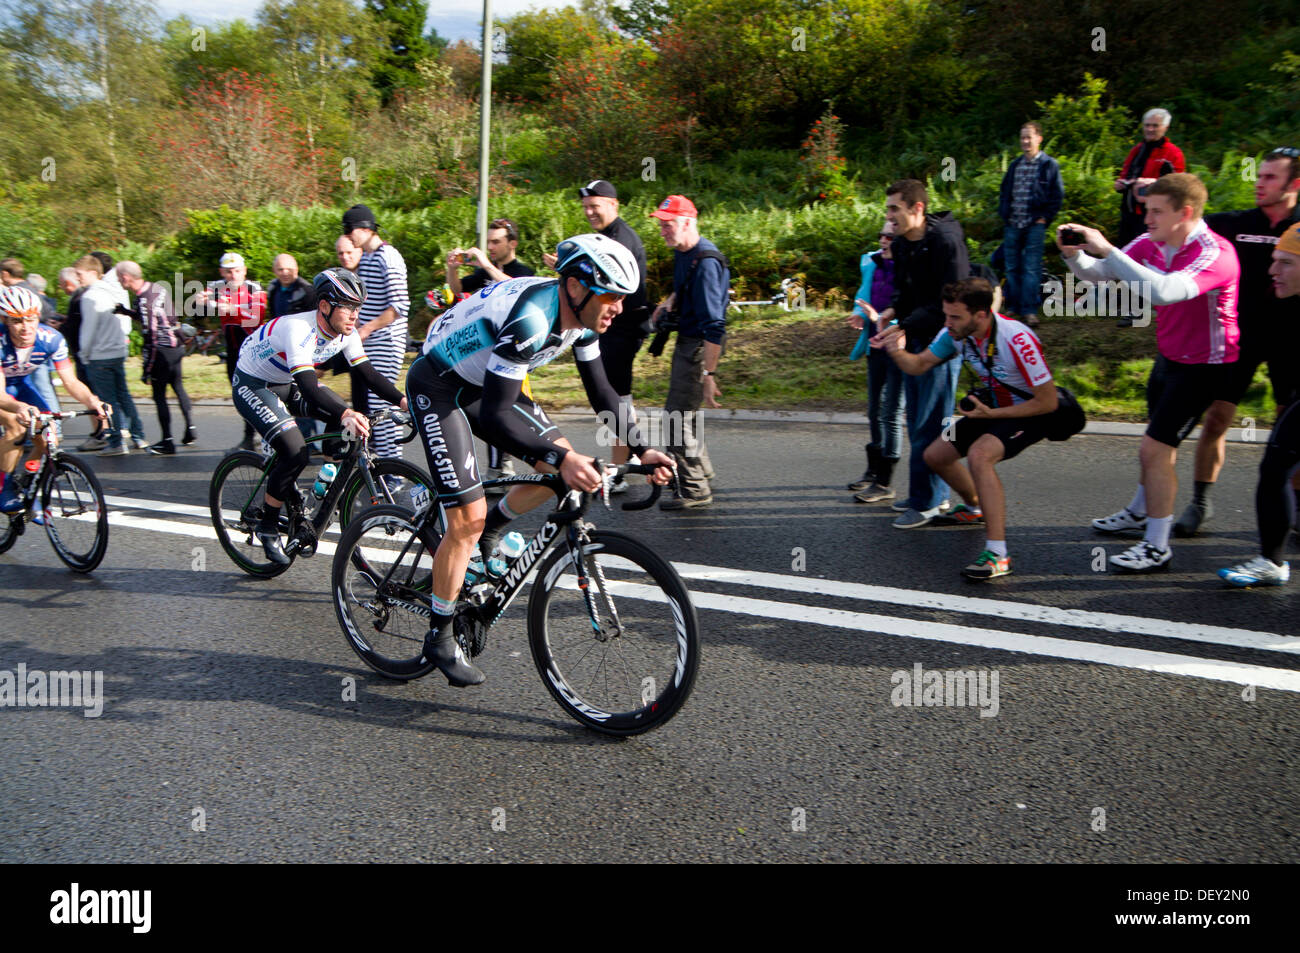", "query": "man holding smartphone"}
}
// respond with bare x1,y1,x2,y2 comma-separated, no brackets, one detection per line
446,218,535,298
1060,173,1240,572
